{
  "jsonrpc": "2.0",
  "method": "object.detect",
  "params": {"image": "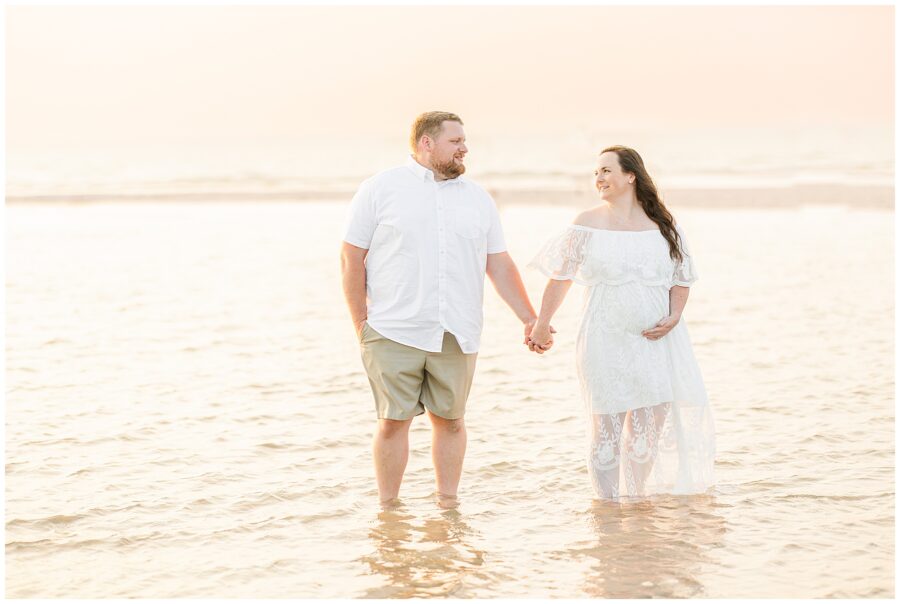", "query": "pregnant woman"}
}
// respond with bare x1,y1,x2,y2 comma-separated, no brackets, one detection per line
528,146,715,500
